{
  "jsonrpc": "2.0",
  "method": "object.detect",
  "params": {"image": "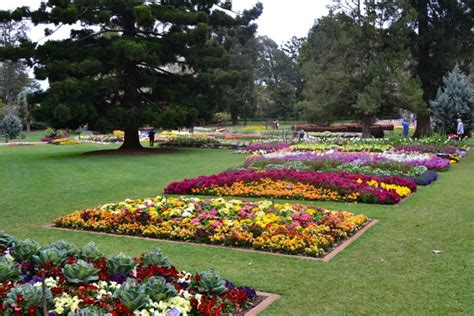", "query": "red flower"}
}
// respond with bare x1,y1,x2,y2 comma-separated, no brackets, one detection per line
27,306,38,315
